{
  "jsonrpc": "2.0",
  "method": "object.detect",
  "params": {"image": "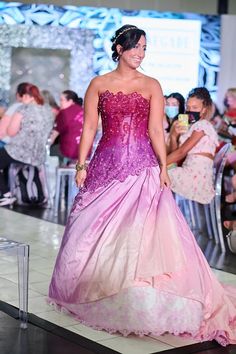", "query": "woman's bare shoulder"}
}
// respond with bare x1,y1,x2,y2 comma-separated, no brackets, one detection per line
88,73,115,91
144,76,162,92
138,76,163,100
